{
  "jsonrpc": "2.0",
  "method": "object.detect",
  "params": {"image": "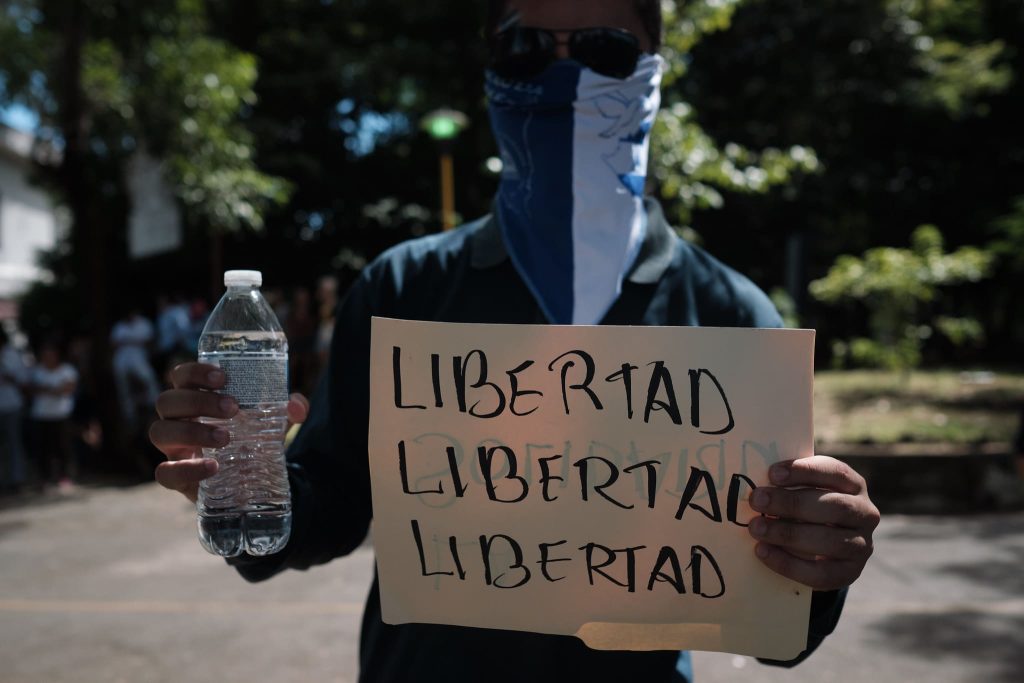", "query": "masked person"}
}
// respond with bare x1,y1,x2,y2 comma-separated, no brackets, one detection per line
150,2,879,681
